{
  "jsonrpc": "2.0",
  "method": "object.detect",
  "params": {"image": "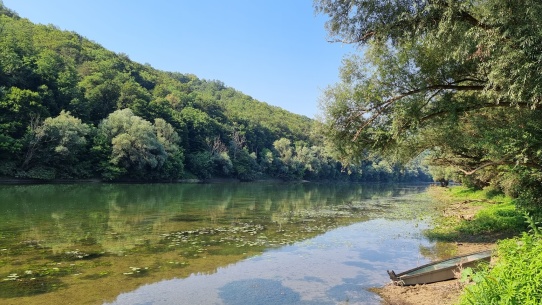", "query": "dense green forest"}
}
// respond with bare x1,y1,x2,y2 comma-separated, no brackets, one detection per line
0,4,430,182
